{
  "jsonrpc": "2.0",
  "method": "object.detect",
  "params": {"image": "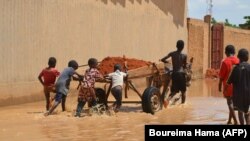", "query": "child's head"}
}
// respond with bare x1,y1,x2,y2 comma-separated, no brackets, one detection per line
88,58,98,68
114,64,122,71
176,40,184,51
237,48,249,62
225,45,235,56
48,57,57,68
68,60,79,70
